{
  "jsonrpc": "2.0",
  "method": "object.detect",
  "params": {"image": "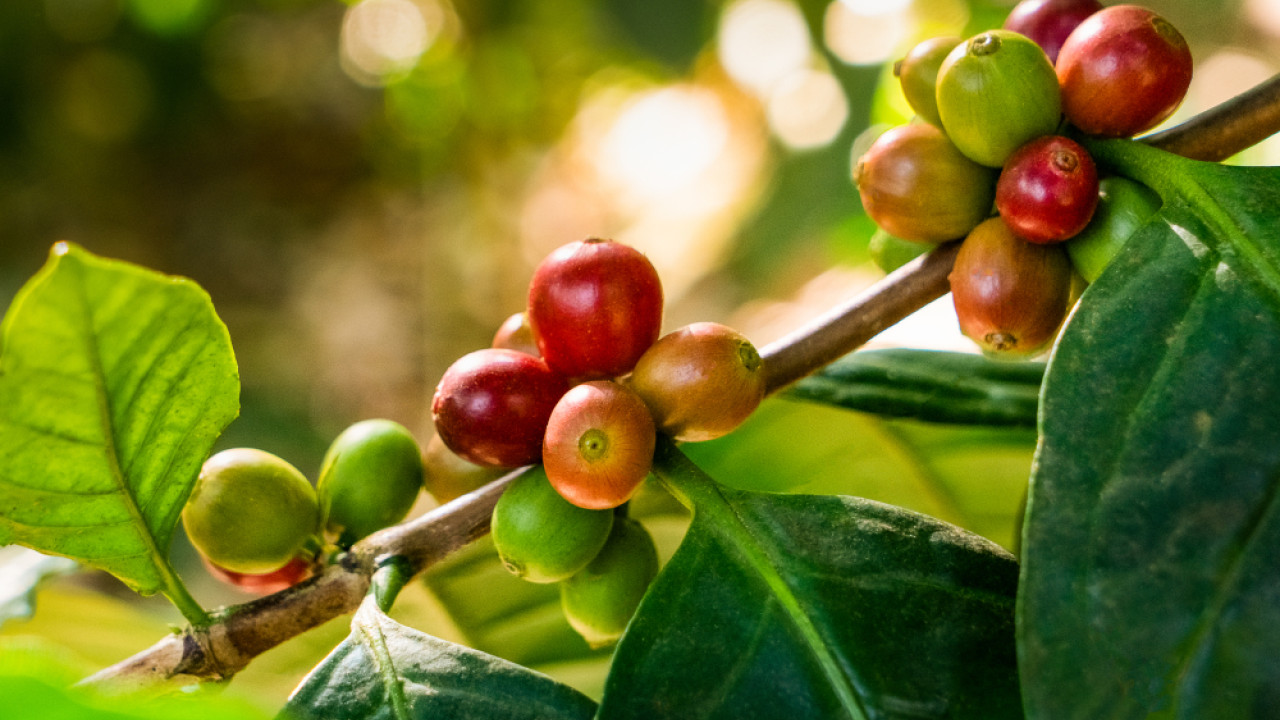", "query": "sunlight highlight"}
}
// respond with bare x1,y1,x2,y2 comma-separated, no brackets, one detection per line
717,0,811,96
